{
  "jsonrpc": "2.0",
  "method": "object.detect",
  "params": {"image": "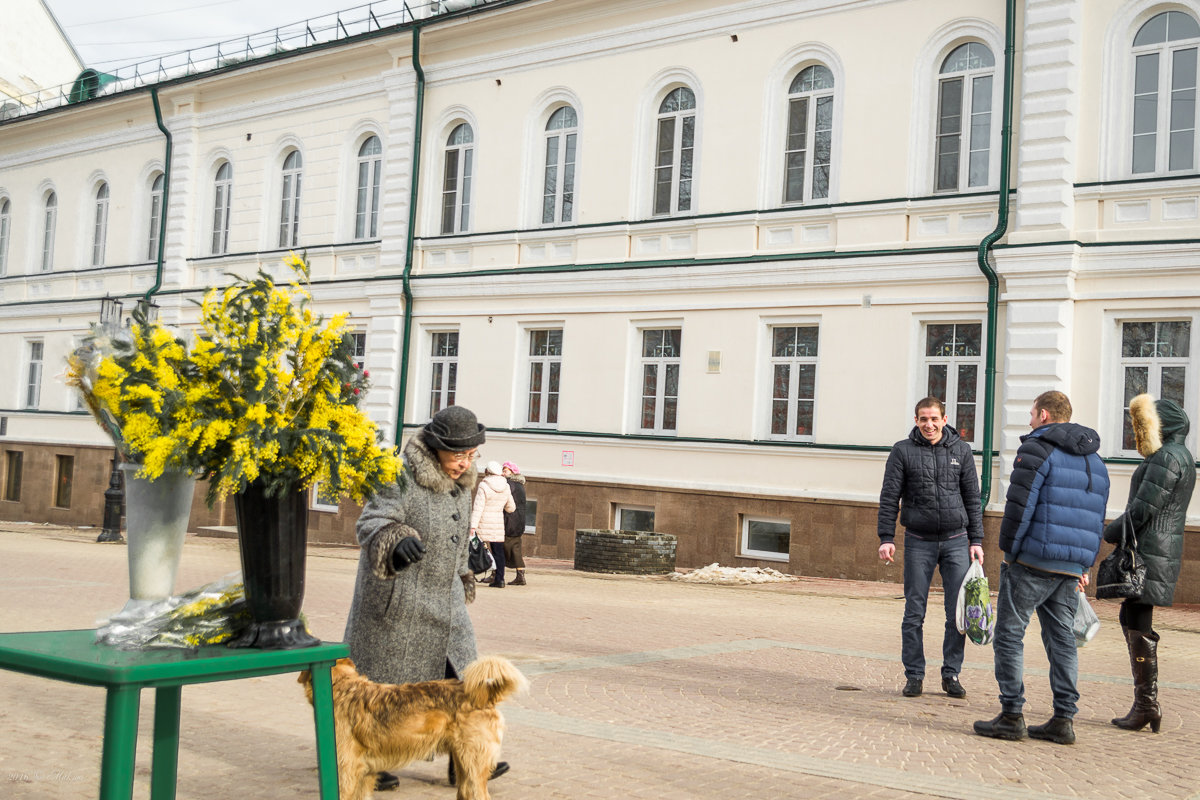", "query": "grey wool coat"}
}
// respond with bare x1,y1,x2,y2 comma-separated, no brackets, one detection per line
343,434,479,683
